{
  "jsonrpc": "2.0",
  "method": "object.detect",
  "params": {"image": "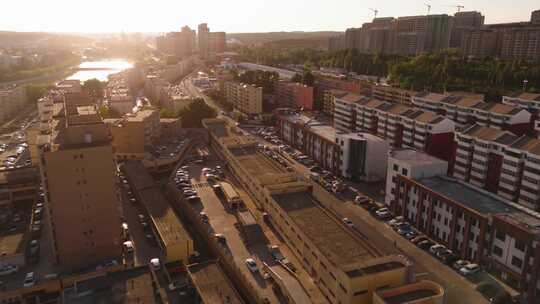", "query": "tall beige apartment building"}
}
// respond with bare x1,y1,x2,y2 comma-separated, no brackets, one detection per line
105,108,160,160
224,81,263,115
37,92,122,269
